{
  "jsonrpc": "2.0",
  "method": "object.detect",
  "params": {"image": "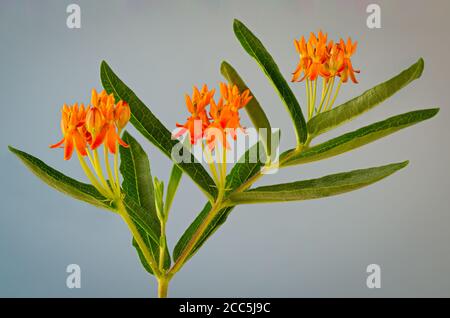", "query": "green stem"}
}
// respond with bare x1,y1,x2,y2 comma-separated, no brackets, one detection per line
159,221,167,272
86,150,96,170
113,145,120,191
232,144,304,195
326,78,342,111
312,79,317,117
168,196,223,277
104,145,119,195
77,153,110,198
157,277,169,298
306,79,311,120
93,149,115,198
320,77,326,102
323,77,335,111
203,143,220,186
221,146,227,187
317,79,332,114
